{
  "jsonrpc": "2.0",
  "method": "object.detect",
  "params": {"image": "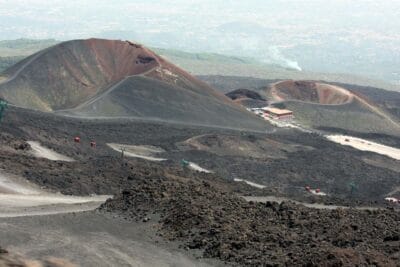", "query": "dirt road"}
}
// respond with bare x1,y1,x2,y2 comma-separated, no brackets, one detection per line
188,162,212,173
0,212,221,266
0,48,51,86
234,178,266,189
27,141,75,162
107,143,167,161
0,172,41,195
0,171,110,218
243,196,381,210
59,66,159,112
355,93,400,130
326,135,400,160
0,200,108,218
